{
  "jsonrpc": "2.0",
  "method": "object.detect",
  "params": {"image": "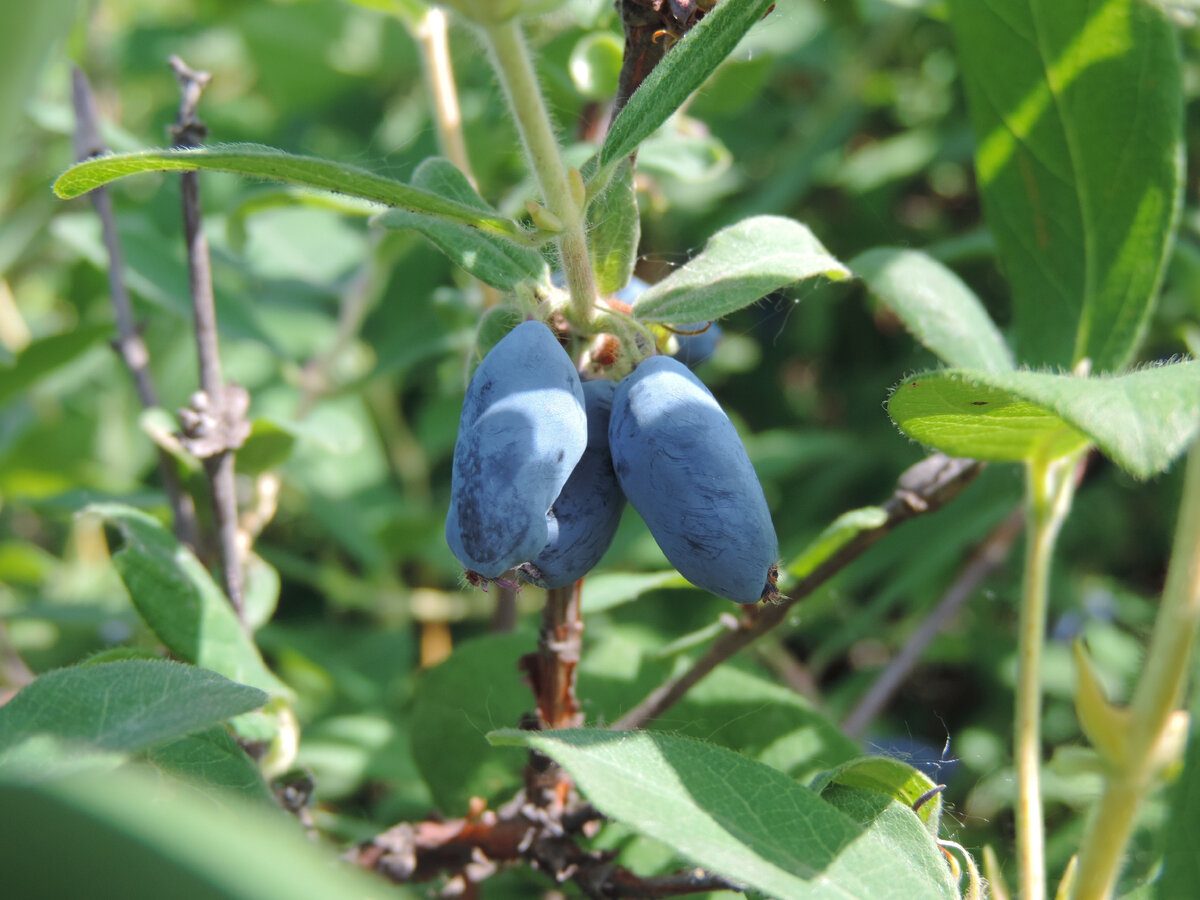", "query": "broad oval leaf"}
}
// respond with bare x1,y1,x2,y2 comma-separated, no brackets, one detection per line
887,361,1200,478
600,0,776,167
375,157,549,290
632,215,849,323
489,729,958,900
0,660,266,762
87,503,291,697
53,144,532,244
852,247,1014,372
949,0,1183,371
811,755,945,836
